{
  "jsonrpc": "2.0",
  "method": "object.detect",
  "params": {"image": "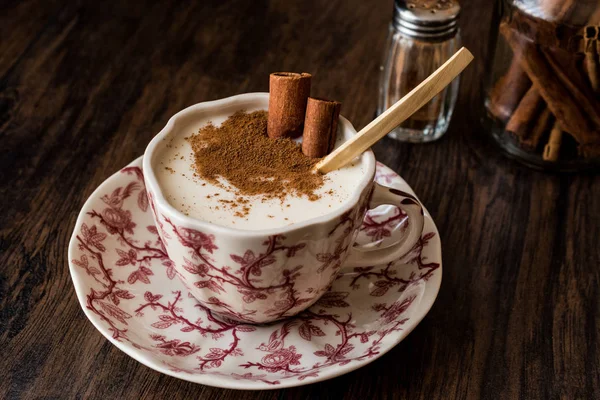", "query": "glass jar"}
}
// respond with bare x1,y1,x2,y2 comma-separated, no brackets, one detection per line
378,0,462,143
484,0,600,171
